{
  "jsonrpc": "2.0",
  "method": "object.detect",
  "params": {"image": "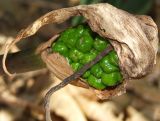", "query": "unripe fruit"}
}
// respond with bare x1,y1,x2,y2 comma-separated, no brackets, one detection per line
51,24,123,90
